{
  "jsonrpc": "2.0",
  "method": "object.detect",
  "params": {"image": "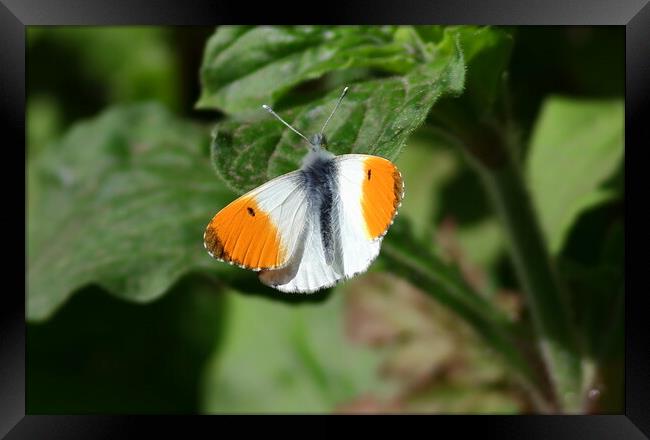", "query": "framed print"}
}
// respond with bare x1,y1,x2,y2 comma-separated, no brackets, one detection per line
3,0,645,437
